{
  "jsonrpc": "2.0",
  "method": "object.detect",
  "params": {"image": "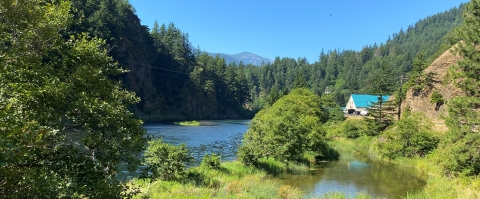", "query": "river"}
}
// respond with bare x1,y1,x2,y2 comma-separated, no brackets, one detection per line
132,120,426,198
